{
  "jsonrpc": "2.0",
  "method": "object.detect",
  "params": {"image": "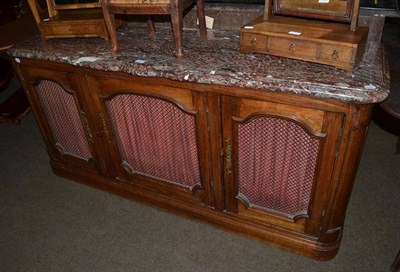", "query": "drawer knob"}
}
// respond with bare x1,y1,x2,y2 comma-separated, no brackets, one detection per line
331,50,339,59
251,38,257,46
289,43,296,53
